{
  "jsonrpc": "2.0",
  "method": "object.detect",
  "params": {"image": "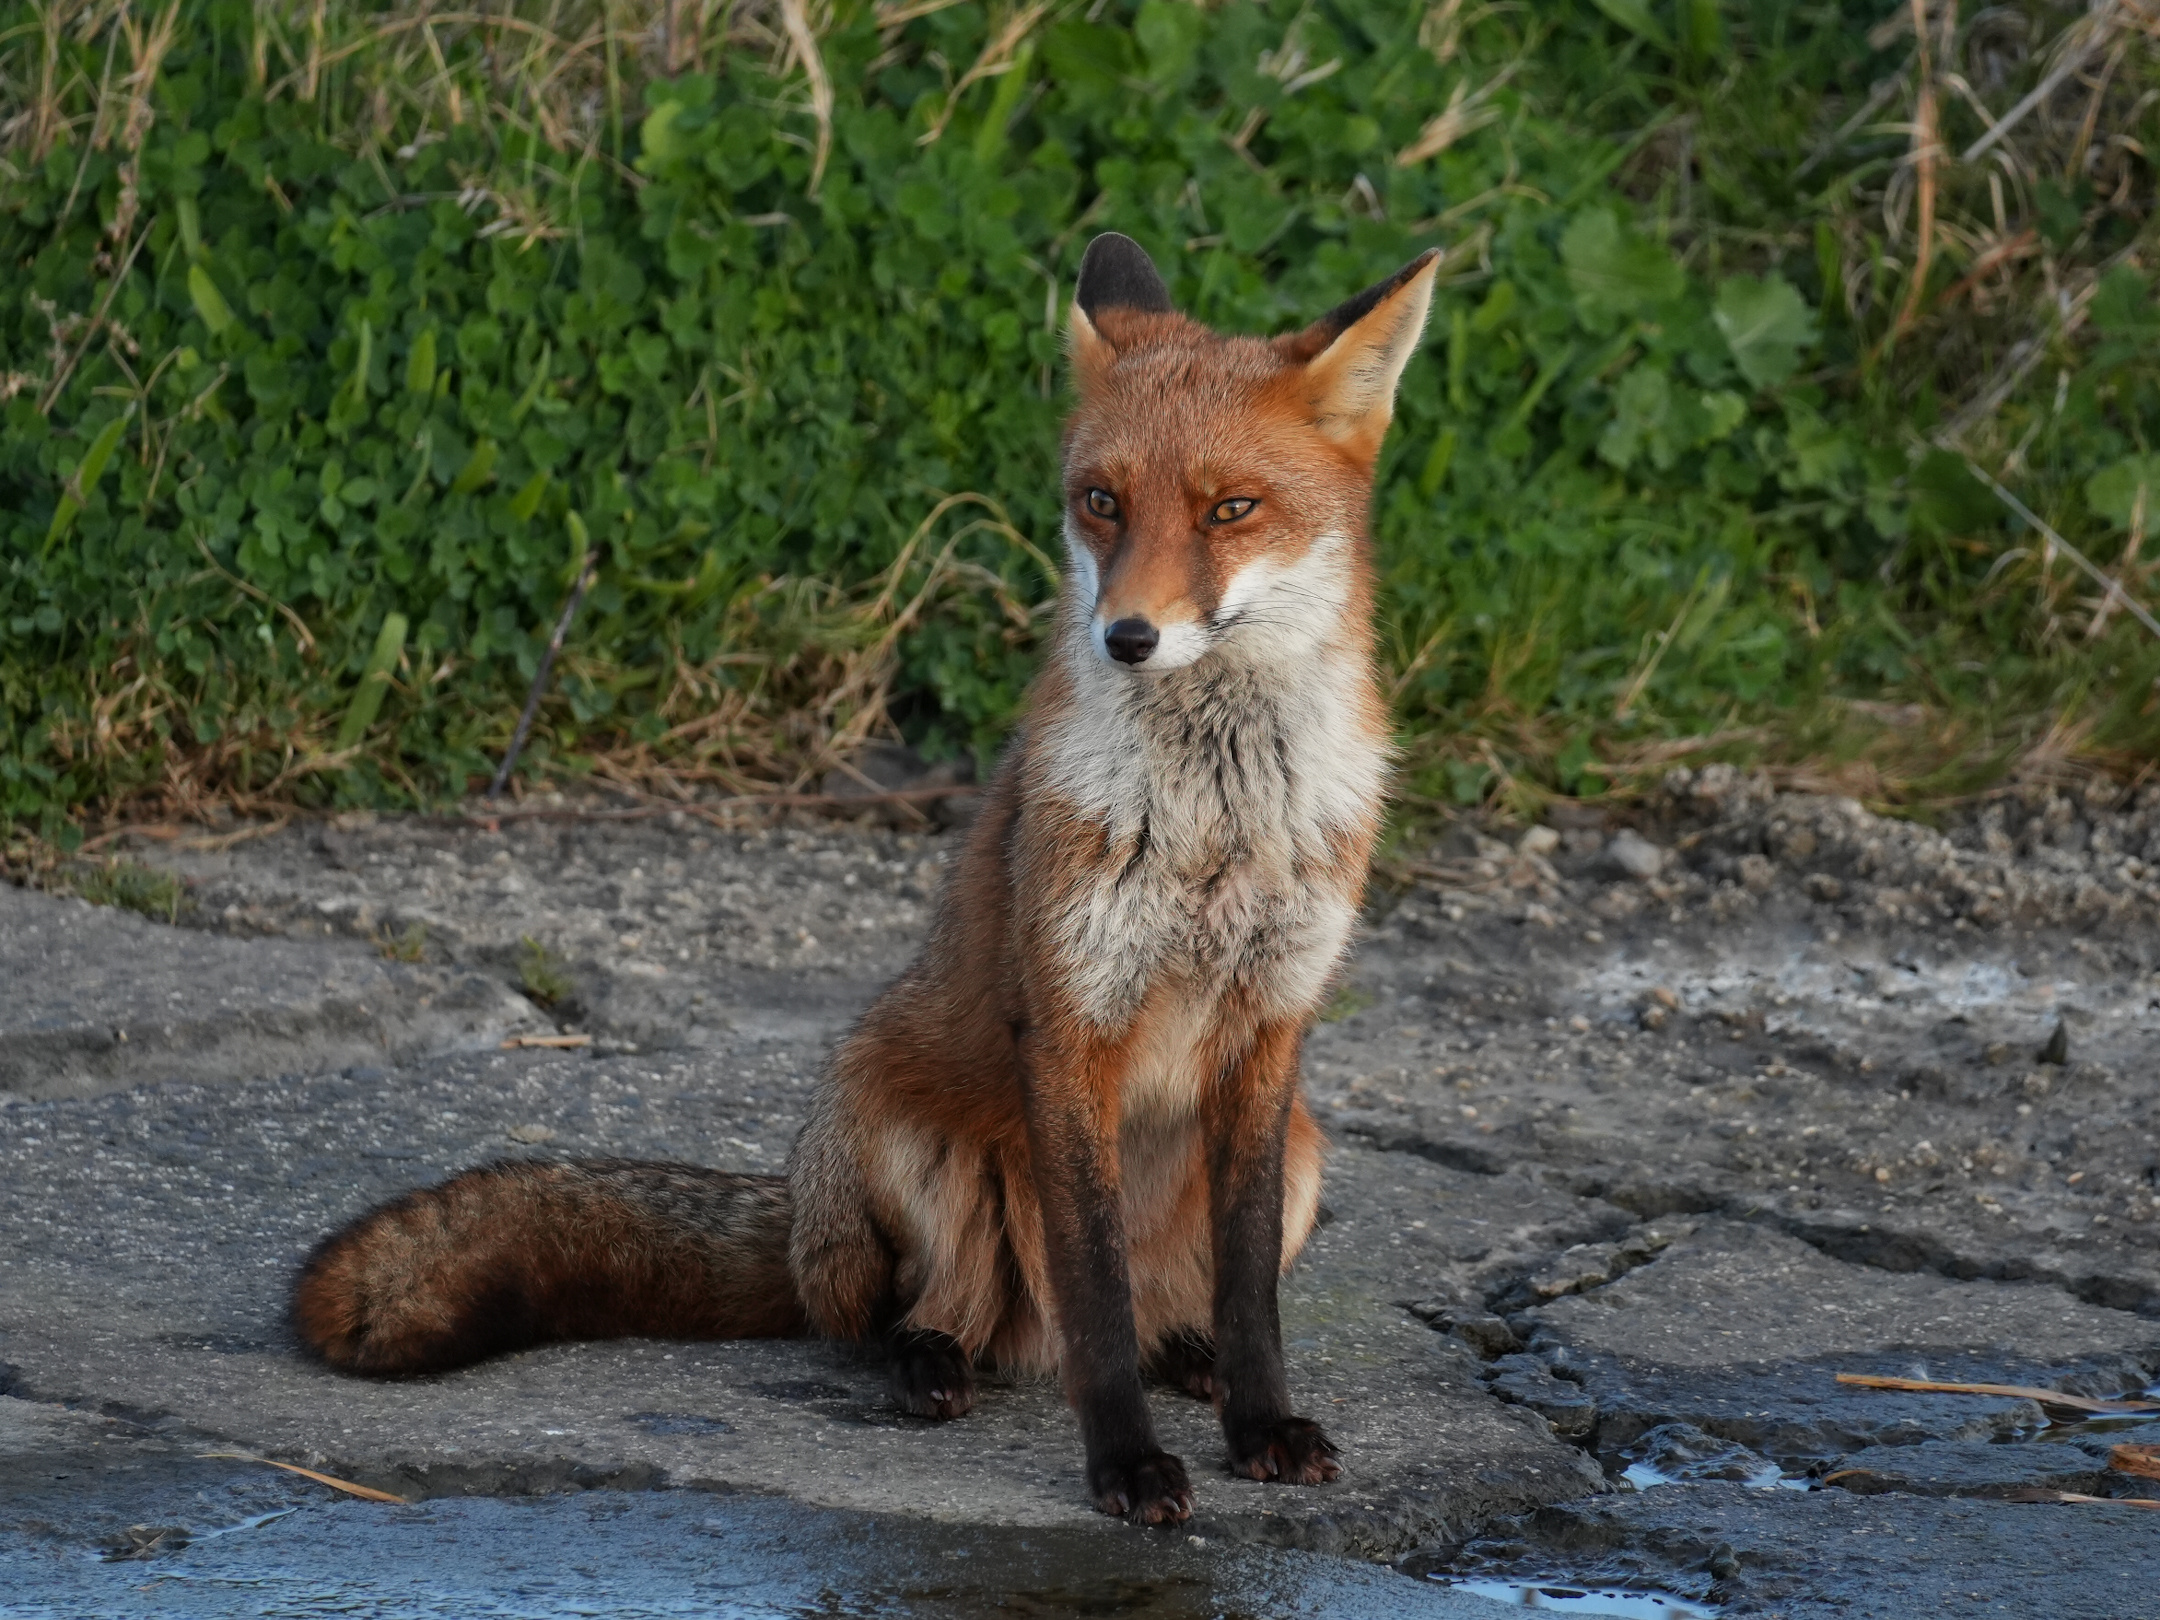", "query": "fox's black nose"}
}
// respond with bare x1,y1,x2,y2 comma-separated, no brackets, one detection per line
1103,618,1159,665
